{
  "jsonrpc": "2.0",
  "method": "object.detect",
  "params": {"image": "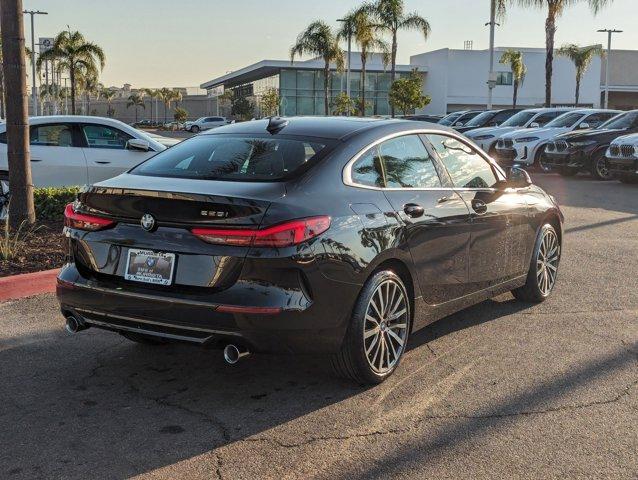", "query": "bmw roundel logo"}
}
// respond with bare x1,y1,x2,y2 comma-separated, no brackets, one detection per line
141,213,156,232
